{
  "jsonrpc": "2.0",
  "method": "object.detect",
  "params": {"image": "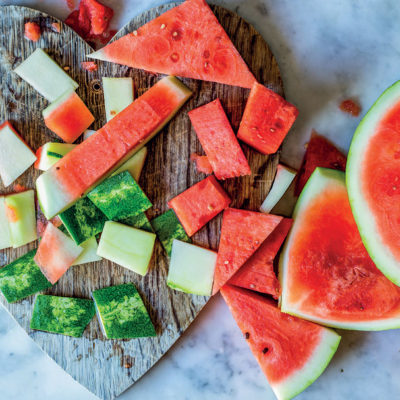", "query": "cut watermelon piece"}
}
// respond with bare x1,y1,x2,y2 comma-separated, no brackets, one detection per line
280,168,400,330
34,142,76,171
221,285,341,400
260,164,296,214
0,121,36,187
212,208,282,295
87,171,152,220
34,222,83,284
347,81,400,286
92,283,156,339
14,48,78,102
43,88,95,143
30,295,95,337
72,236,102,265
188,99,251,179
237,82,298,155
229,218,292,298
37,76,192,219
167,240,217,296
83,129,96,140
0,250,52,303
112,146,147,182
190,153,213,175
102,77,134,121
24,22,41,42
0,197,12,250
119,213,153,233
5,190,37,248
80,0,114,36
89,0,256,88
168,175,231,237
295,131,346,196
